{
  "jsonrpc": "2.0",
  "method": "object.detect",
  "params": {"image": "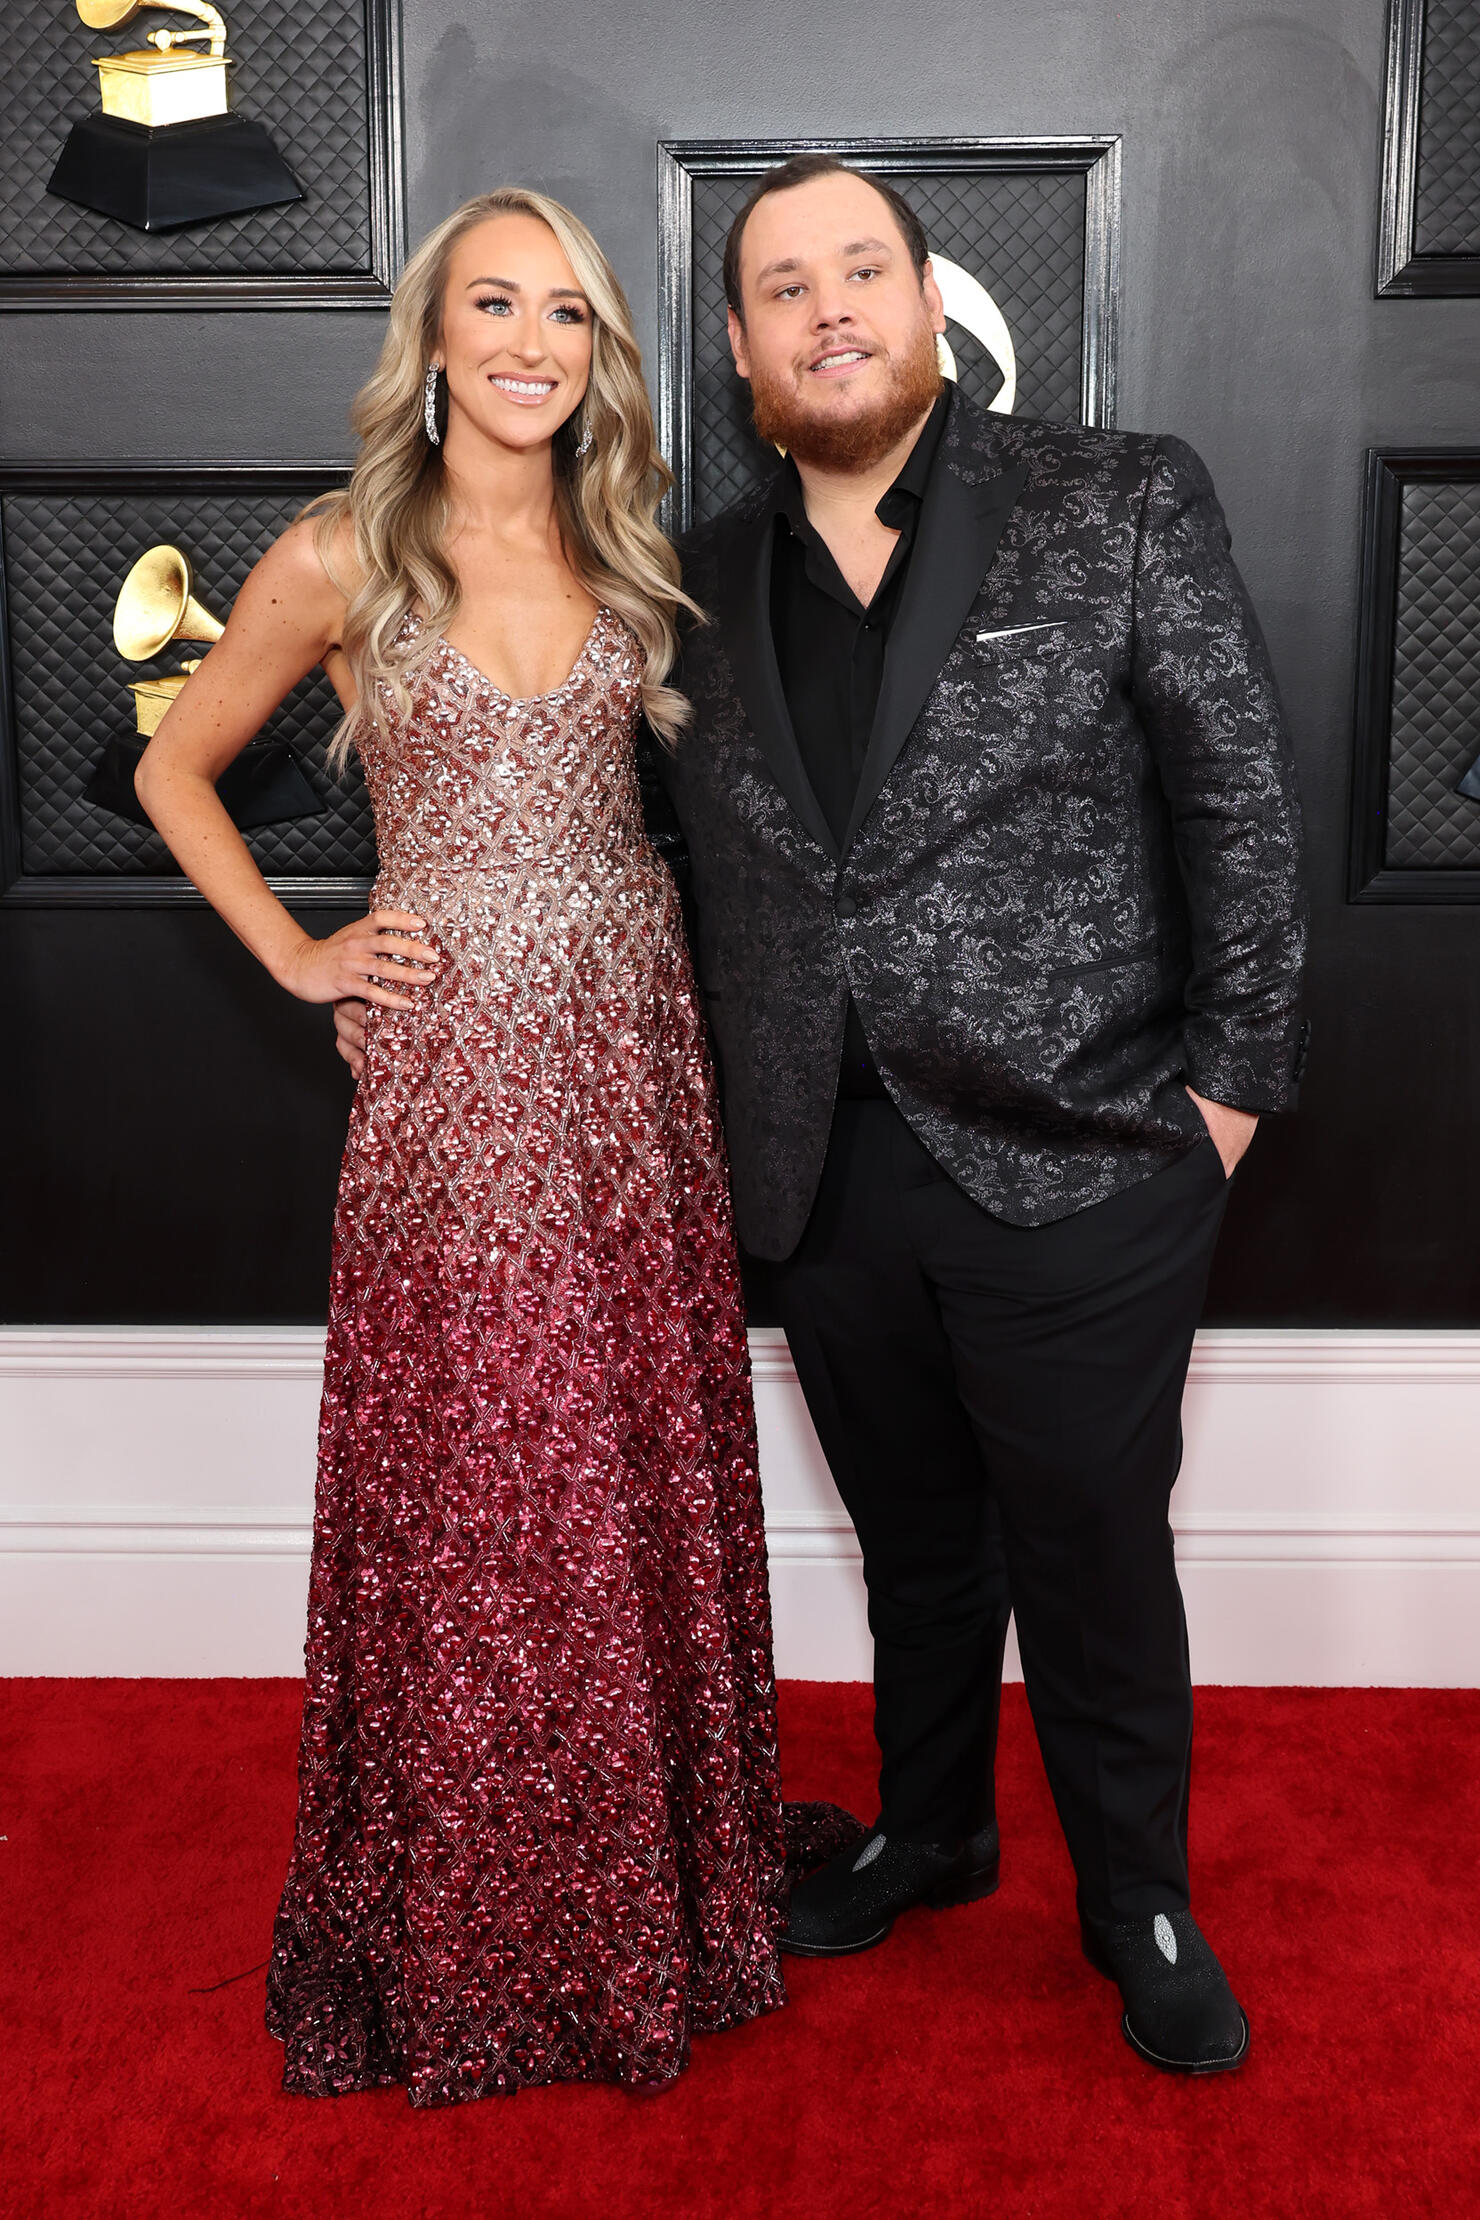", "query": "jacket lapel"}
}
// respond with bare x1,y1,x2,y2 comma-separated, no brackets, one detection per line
841,403,1027,858
712,485,839,860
